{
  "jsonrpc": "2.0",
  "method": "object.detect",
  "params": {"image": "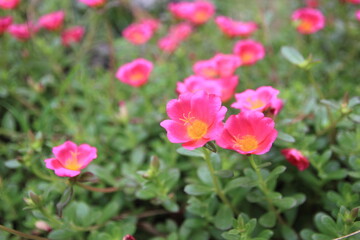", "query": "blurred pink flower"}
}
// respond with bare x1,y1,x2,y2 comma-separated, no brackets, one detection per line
61,26,85,46
216,111,278,155
38,11,65,31
356,10,360,21
8,23,35,40
345,0,360,4
233,39,265,66
176,75,223,97
0,0,19,9
169,22,193,41
215,16,258,38
231,86,283,116
292,8,325,34
123,23,153,45
193,53,241,79
123,235,136,240
168,0,215,25
215,76,239,102
140,18,161,32
115,58,153,87
0,16,12,34
281,148,310,171
158,36,179,53
44,141,97,177
78,0,106,7
306,0,319,8
160,91,227,150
